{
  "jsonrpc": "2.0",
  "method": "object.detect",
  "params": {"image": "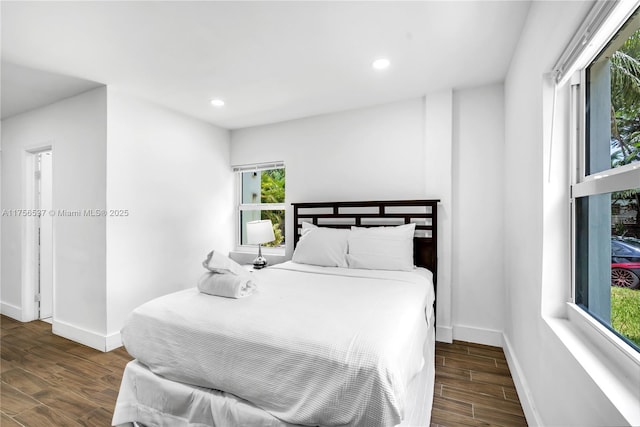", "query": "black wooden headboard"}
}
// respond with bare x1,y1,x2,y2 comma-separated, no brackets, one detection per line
291,199,439,284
